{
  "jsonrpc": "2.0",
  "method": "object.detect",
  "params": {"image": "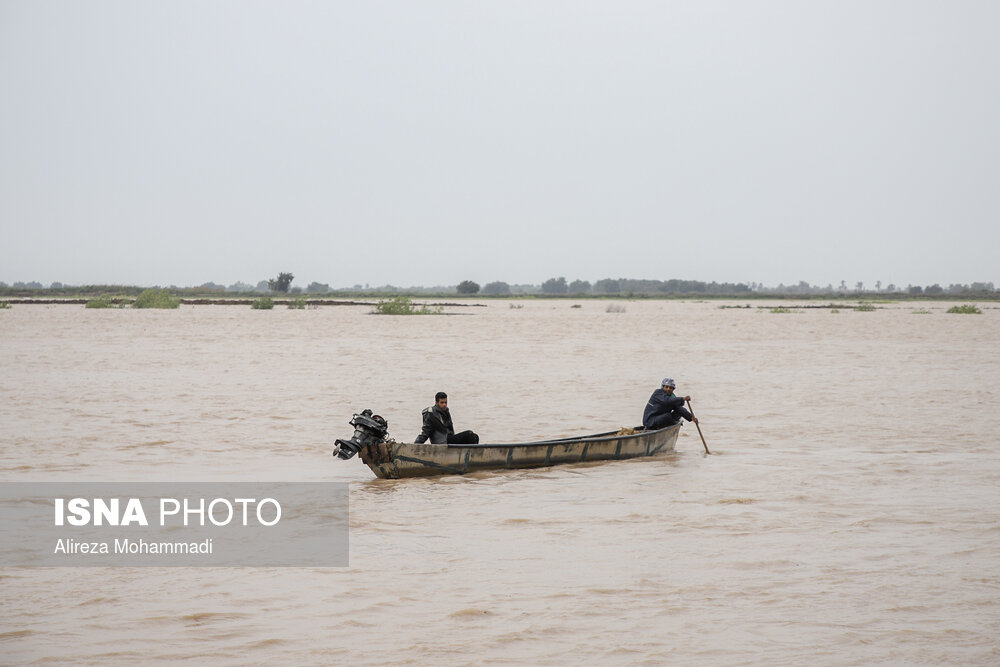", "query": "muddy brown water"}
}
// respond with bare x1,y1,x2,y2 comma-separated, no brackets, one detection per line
1,301,998,665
